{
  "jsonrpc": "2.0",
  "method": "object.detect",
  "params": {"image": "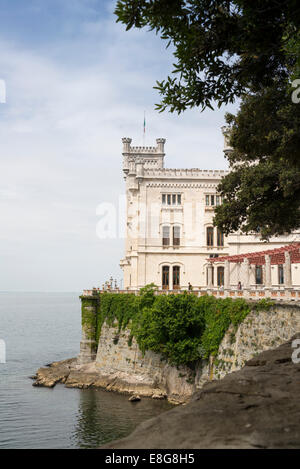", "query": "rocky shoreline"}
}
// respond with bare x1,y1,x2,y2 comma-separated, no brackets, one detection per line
102,334,300,449
32,359,173,401
33,335,300,448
